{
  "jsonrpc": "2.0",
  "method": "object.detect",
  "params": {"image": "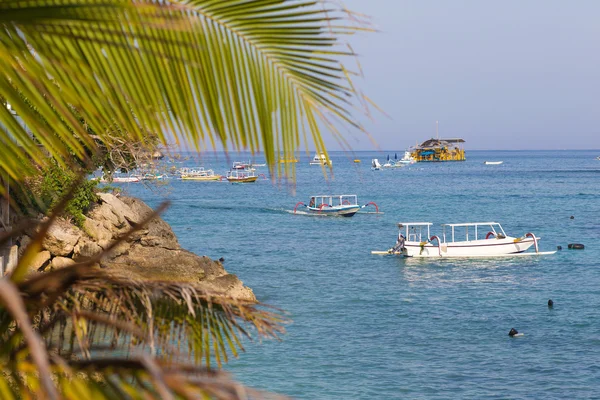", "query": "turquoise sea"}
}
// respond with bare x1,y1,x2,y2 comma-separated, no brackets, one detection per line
123,150,600,399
